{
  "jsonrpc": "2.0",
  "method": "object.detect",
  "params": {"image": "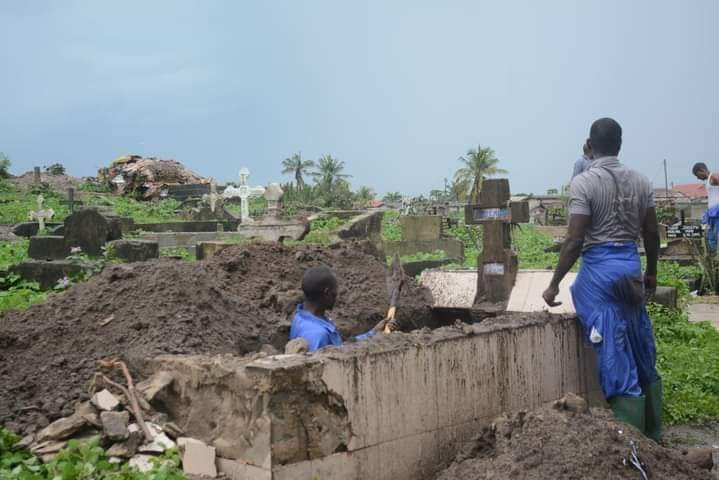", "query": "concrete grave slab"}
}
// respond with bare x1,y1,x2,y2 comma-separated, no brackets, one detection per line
419,269,577,313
